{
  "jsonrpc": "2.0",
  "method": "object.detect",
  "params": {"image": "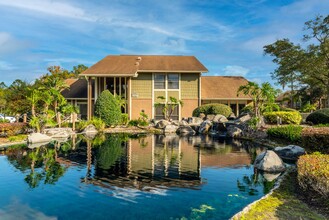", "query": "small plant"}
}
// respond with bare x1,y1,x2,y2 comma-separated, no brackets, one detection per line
138,111,148,126
8,134,27,142
154,96,183,120
301,103,317,113
90,117,105,131
263,111,302,125
267,125,302,142
247,116,260,129
121,114,129,125
128,120,139,126
0,118,10,123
